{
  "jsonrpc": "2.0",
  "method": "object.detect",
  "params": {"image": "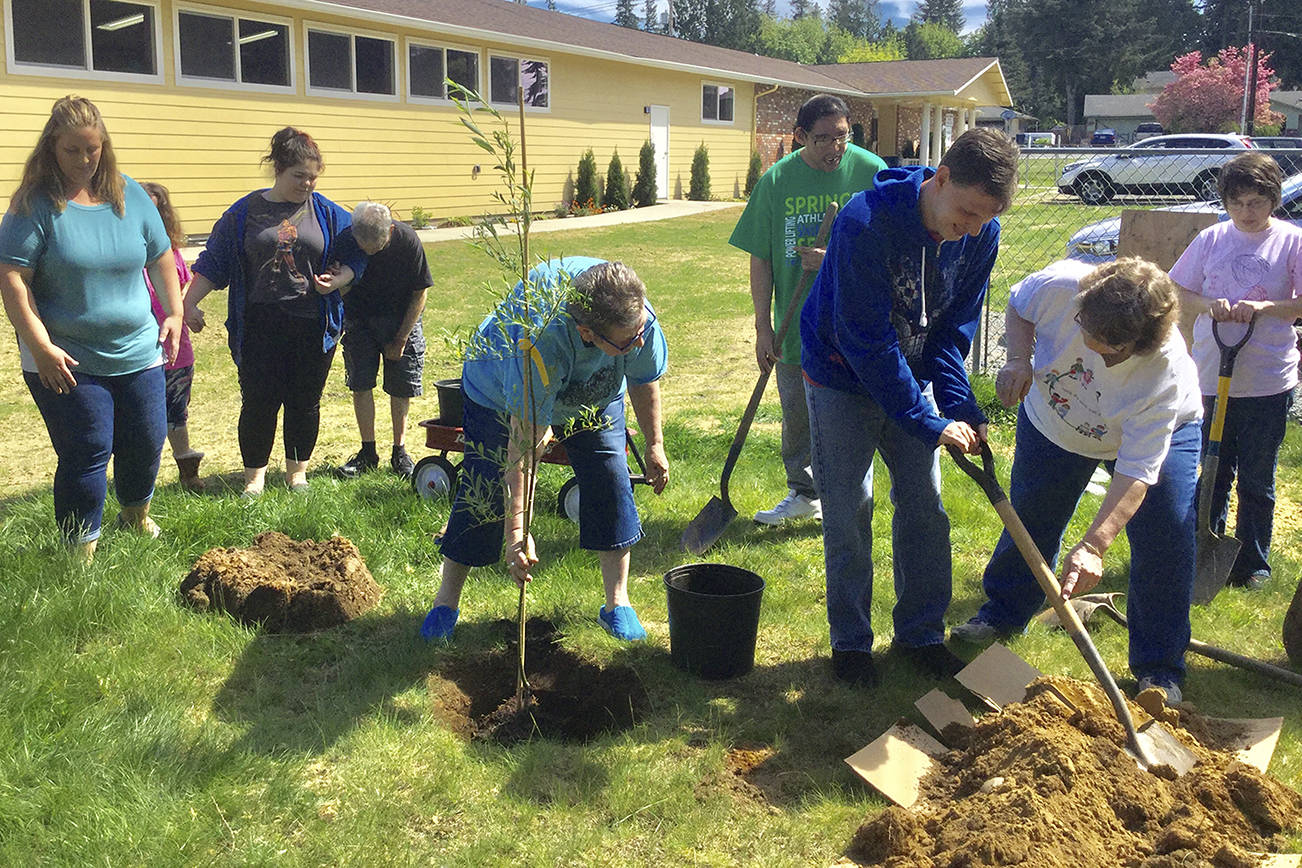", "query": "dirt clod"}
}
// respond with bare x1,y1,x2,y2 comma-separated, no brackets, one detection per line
179,531,383,632
427,618,646,745
847,676,1302,867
